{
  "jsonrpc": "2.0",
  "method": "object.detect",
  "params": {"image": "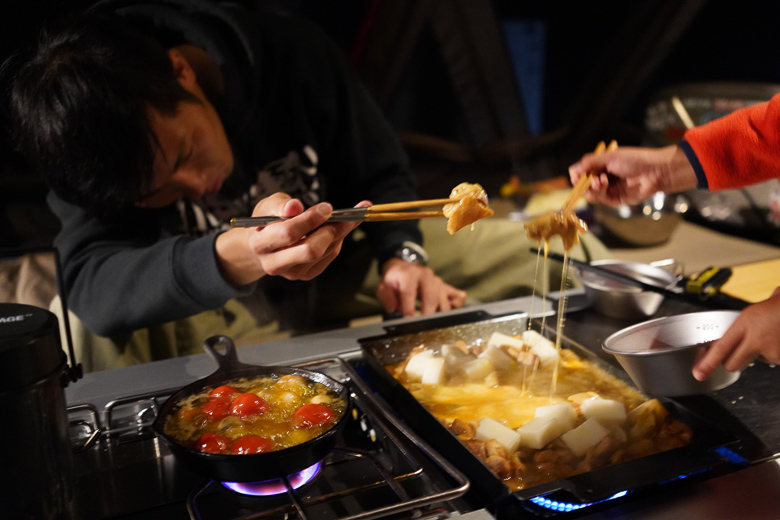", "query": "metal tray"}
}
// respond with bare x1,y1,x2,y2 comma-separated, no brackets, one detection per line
358,310,745,511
